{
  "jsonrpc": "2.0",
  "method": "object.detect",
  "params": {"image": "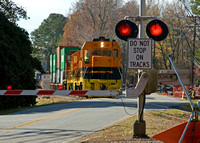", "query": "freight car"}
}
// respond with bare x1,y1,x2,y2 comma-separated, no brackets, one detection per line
50,37,122,94
50,46,80,89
